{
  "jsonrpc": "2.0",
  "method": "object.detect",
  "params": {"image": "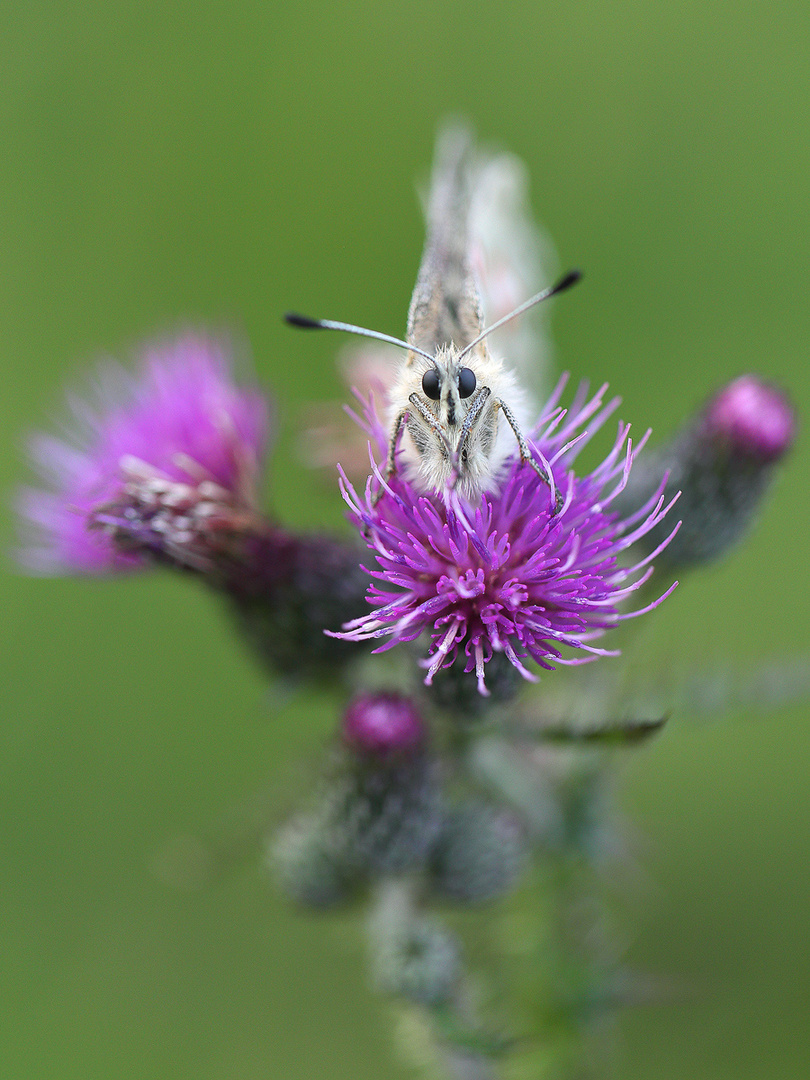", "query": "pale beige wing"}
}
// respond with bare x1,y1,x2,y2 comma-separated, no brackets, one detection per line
406,125,484,356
